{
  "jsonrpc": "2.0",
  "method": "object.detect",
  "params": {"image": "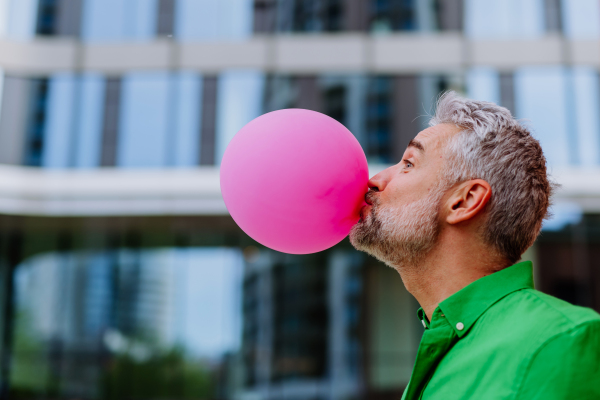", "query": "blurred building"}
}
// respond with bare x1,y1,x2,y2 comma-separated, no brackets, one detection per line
1,0,600,399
